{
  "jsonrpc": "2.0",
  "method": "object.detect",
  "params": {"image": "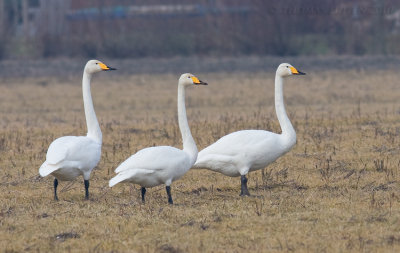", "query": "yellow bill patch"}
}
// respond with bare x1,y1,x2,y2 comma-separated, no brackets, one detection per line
191,76,201,84
290,66,299,74
98,62,110,70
